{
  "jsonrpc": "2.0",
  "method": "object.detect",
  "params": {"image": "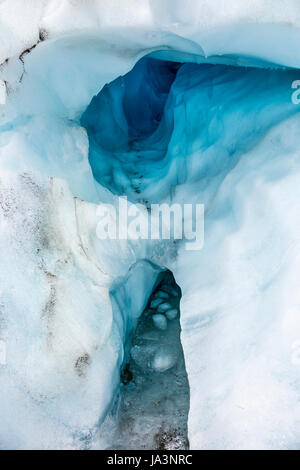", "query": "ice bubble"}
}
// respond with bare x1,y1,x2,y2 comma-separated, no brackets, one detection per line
157,302,172,313
152,314,168,330
165,308,178,320
152,350,177,372
151,298,163,308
